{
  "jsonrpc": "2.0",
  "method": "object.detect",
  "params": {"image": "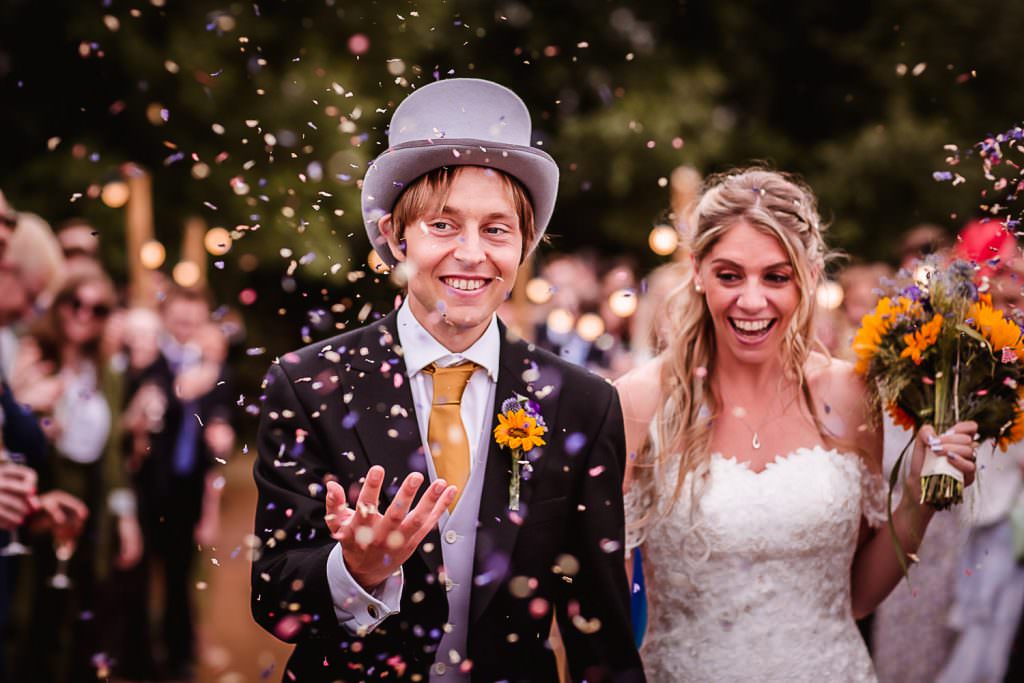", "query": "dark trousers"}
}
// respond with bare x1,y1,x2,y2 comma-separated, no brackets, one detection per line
127,493,200,679
16,526,100,683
